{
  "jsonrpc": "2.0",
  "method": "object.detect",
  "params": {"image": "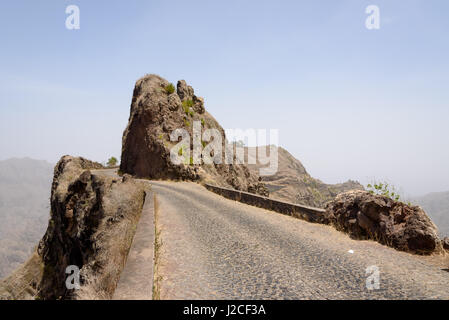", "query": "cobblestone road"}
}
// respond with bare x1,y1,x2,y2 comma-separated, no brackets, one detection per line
152,181,449,300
